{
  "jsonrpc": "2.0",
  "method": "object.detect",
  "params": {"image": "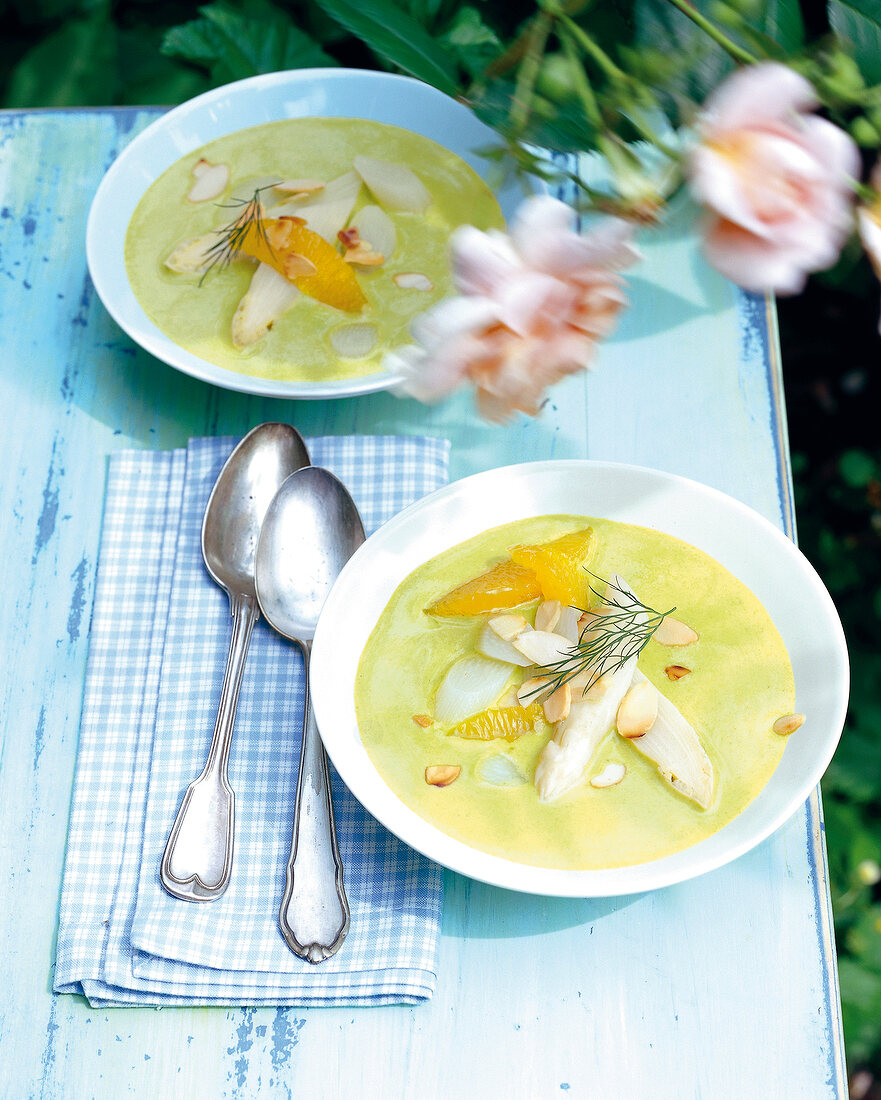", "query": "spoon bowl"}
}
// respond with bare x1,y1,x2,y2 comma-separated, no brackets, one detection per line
202,424,311,596
256,466,365,962
160,423,310,903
